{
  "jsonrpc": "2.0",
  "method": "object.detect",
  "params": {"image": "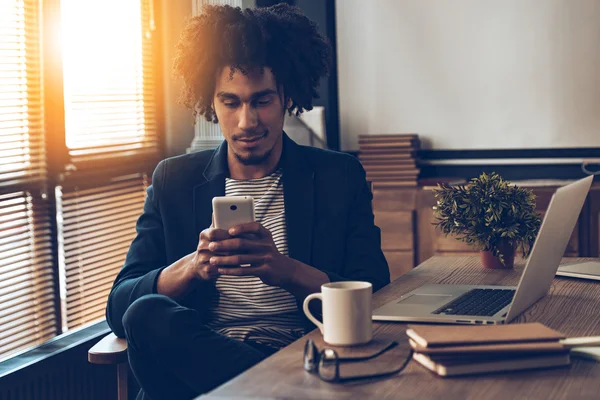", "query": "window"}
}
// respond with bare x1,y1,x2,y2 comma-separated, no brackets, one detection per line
0,0,45,189
0,0,161,361
56,174,148,332
55,0,159,333
0,192,56,359
0,0,57,361
60,0,159,166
